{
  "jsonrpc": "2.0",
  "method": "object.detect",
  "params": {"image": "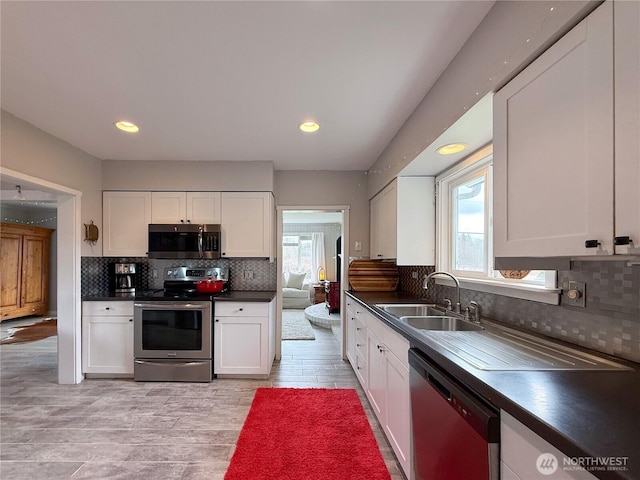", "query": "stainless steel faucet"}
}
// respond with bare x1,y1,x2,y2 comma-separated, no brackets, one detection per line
423,271,462,313
467,301,482,324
